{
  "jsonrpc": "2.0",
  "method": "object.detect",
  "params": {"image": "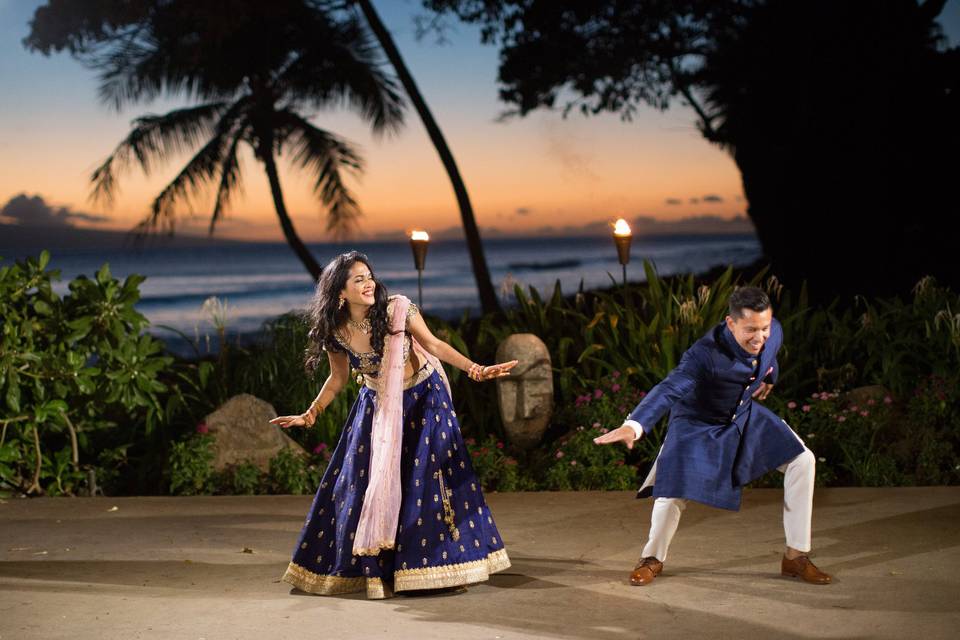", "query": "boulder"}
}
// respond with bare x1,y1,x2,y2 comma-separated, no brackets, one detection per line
203,394,307,472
